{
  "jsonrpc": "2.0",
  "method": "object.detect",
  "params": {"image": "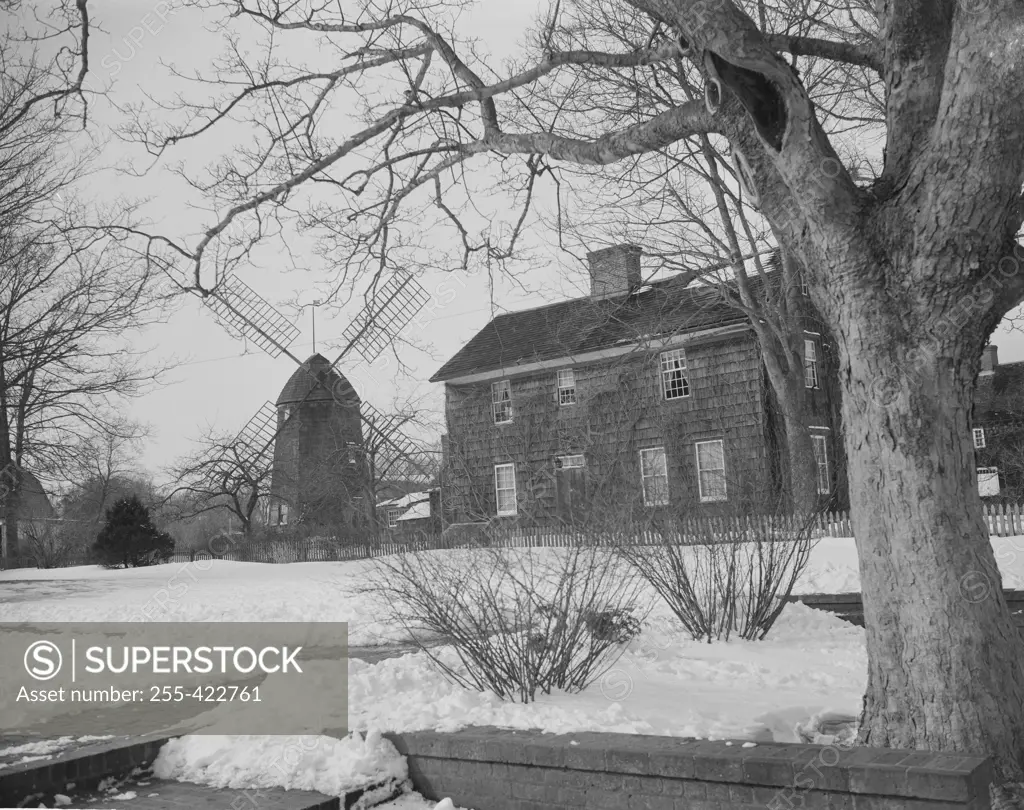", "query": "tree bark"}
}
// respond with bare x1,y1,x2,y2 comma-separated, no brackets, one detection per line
841,312,1024,779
